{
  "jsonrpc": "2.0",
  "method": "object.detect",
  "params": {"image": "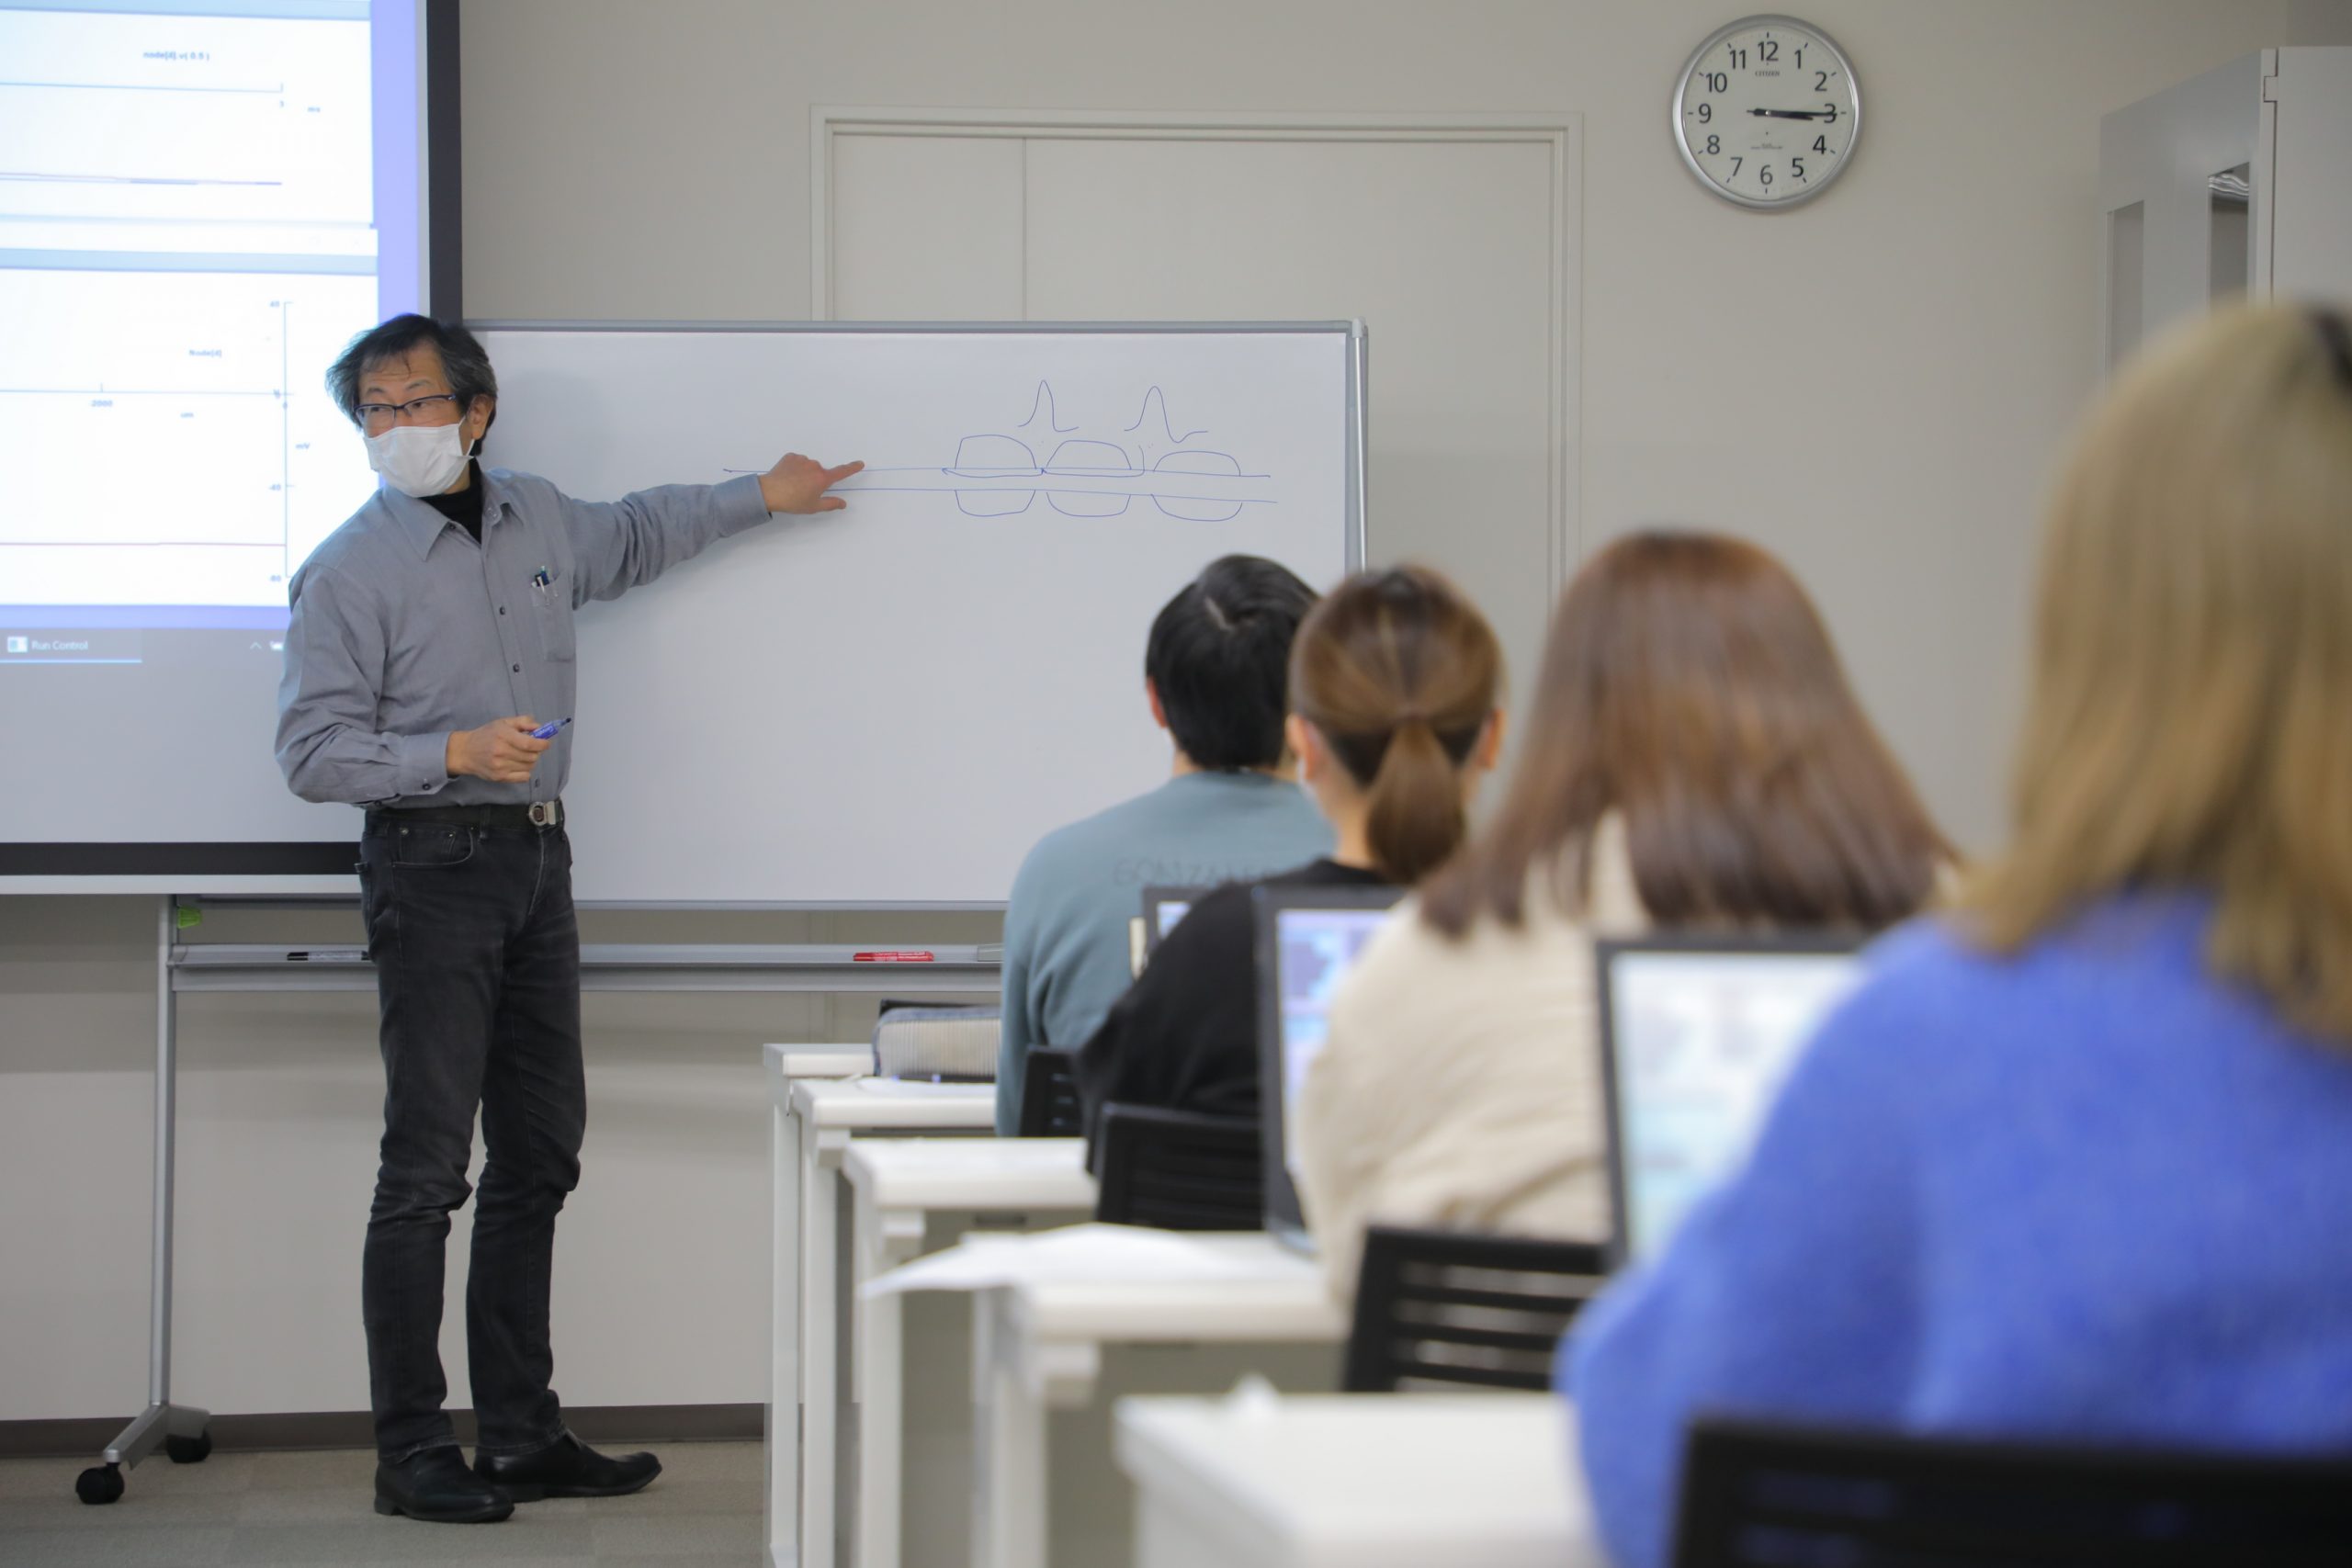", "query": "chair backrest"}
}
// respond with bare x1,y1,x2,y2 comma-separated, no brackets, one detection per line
1093,1104,1263,1230
870,1000,1000,1080
1342,1225,1608,1393
1017,1045,1084,1137
1672,1417,2352,1568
